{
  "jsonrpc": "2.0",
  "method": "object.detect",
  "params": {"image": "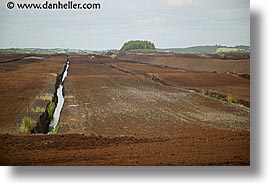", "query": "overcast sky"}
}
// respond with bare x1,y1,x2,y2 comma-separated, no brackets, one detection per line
0,0,250,50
